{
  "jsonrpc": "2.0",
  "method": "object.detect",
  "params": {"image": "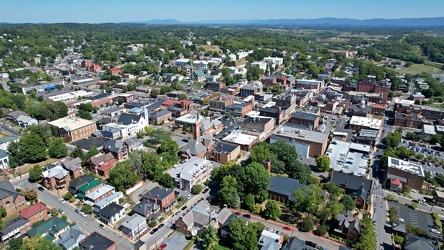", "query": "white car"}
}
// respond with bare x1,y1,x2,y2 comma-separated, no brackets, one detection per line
59,199,65,203
430,228,441,234
79,211,87,218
